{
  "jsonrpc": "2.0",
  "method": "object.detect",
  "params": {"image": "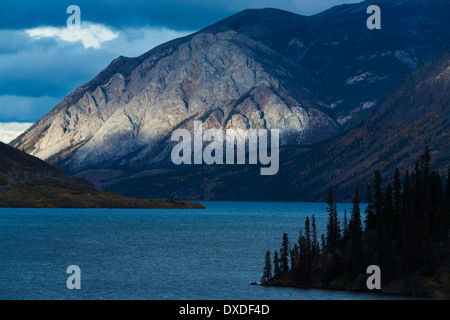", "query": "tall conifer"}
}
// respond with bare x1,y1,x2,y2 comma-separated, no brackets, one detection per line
262,251,272,284
280,233,290,273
